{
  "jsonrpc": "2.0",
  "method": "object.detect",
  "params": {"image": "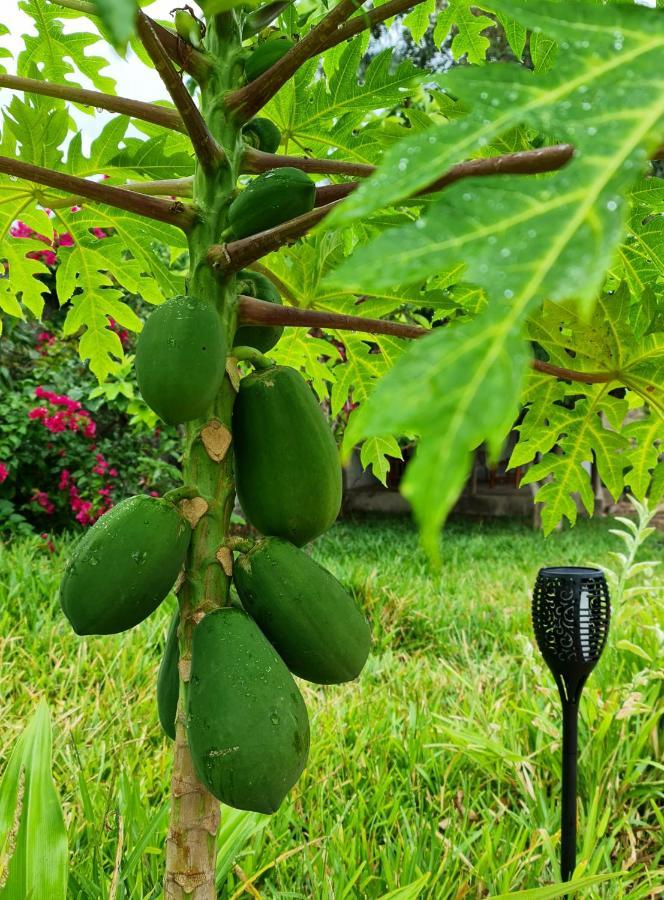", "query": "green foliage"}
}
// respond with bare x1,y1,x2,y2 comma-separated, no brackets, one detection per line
0,701,67,900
